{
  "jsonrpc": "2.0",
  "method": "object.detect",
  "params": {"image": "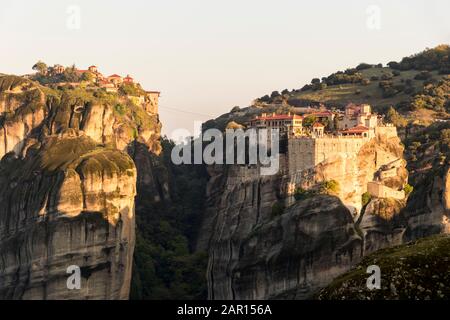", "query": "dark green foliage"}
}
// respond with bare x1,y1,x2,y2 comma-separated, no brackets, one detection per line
0,75,28,91
388,45,450,72
414,71,432,80
62,65,82,82
271,201,285,217
356,63,373,70
33,64,81,85
361,192,371,207
300,84,311,91
258,94,270,102
312,82,327,91
32,60,47,74
294,187,315,201
114,104,126,116
317,234,450,300
386,107,407,127
131,137,209,300
303,115,316,127
119,82,145,96
322,70,363,86
403,183,413,196
410,76,449,112
441,129,450,151
320,180,339,194
270,91,280,98
81,71,95,82
0,76,46,121
380,72,393,80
